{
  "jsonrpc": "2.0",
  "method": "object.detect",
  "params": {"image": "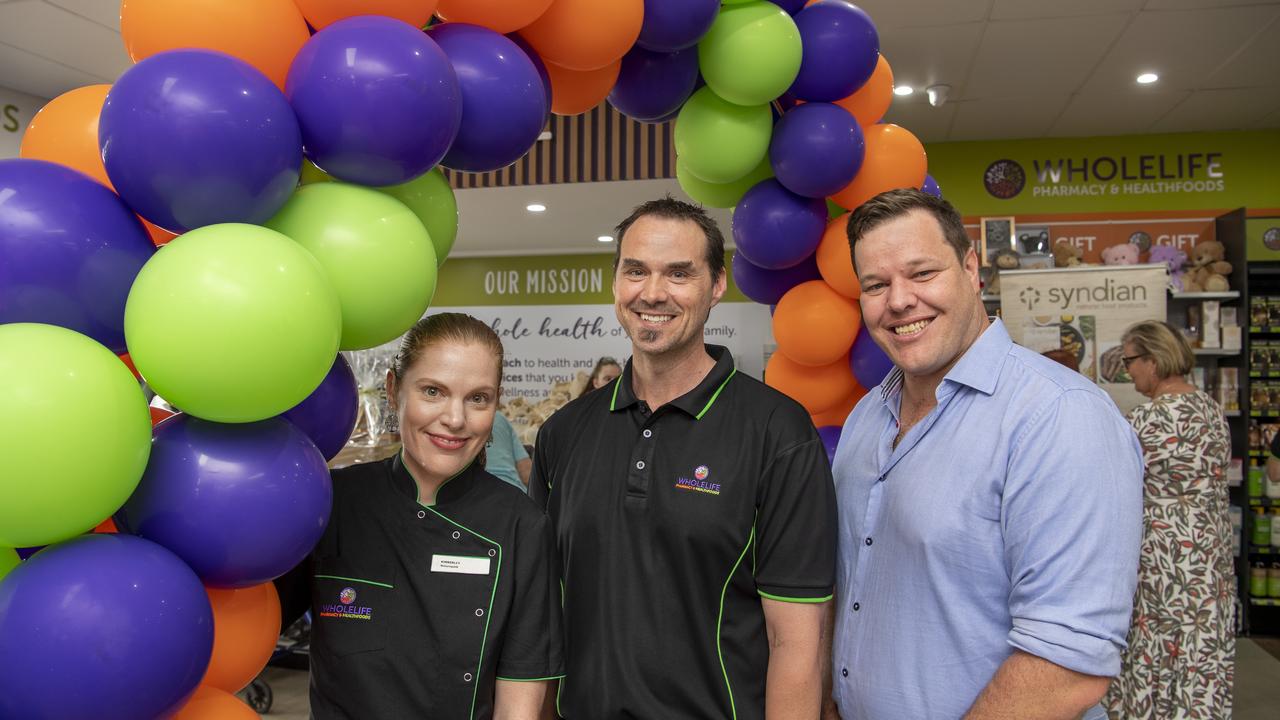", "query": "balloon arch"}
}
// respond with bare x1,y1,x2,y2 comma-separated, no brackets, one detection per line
0,0,938,715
